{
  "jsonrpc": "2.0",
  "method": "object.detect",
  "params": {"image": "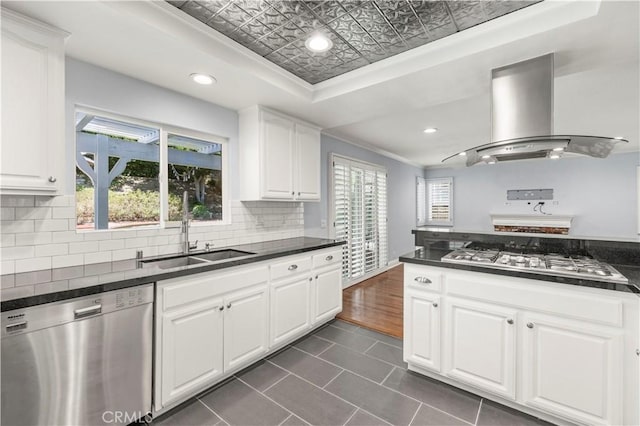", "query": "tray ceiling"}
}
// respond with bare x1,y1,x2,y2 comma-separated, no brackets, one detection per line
168,0,541,84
